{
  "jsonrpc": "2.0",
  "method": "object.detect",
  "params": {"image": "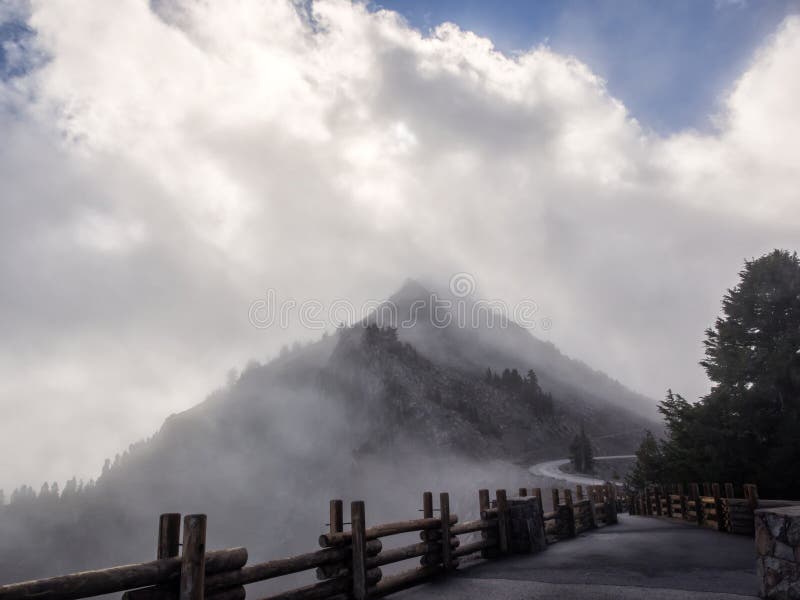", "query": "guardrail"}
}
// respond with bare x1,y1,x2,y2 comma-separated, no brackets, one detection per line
0,483,620,600
628,482,800,537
